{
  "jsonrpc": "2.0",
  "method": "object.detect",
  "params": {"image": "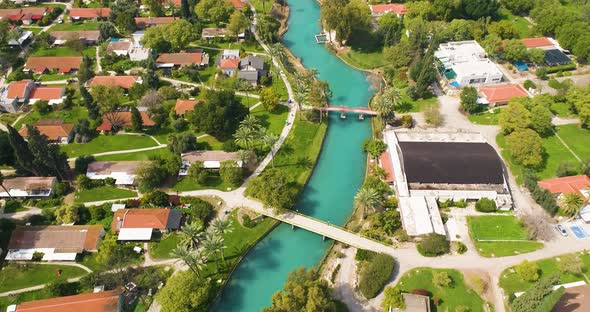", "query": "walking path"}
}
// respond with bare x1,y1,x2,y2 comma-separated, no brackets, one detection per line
552,116,580,126
1,206,41,220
